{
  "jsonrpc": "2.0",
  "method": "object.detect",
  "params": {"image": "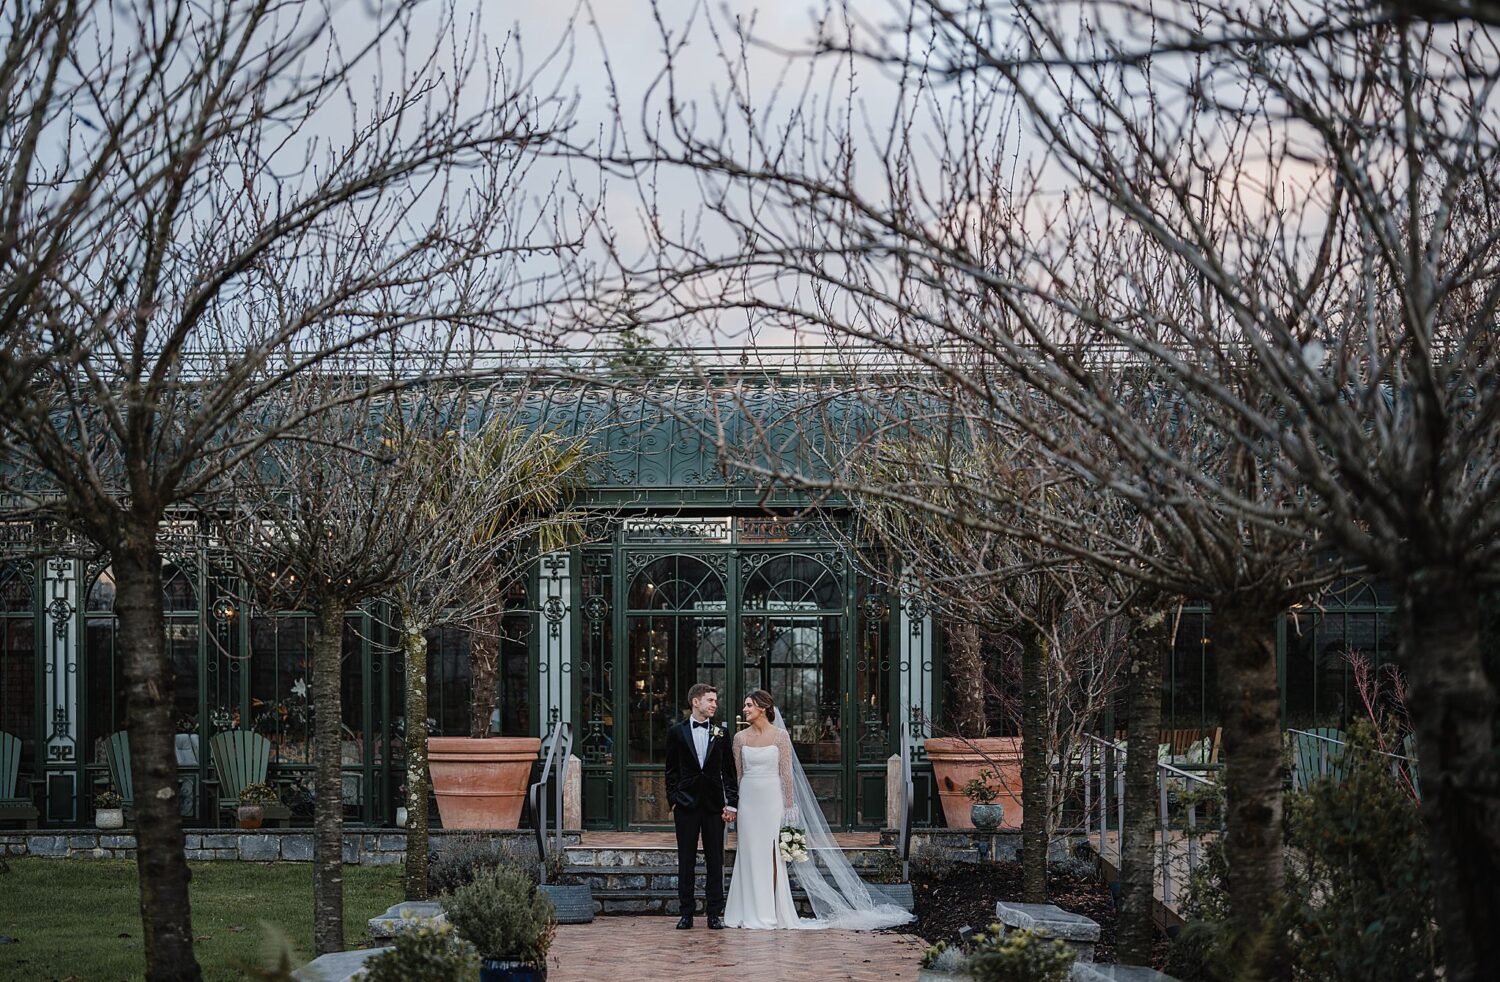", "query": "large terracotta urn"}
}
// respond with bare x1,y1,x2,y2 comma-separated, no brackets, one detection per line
924,736,1024,830
428,736,541,829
